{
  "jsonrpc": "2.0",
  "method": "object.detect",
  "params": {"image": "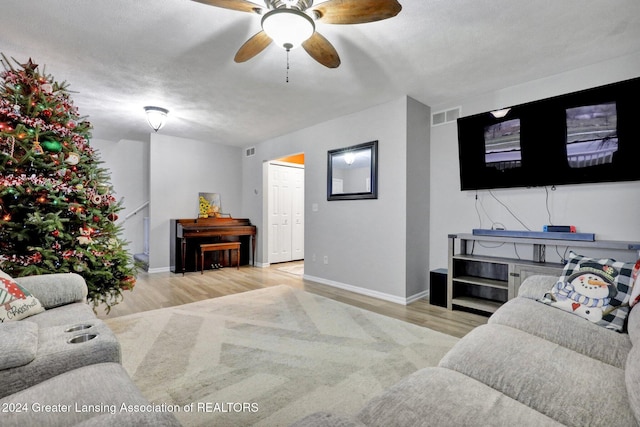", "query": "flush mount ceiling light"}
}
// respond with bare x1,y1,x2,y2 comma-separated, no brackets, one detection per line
143,106,169,132
491,108,511,119
191,0,402,69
